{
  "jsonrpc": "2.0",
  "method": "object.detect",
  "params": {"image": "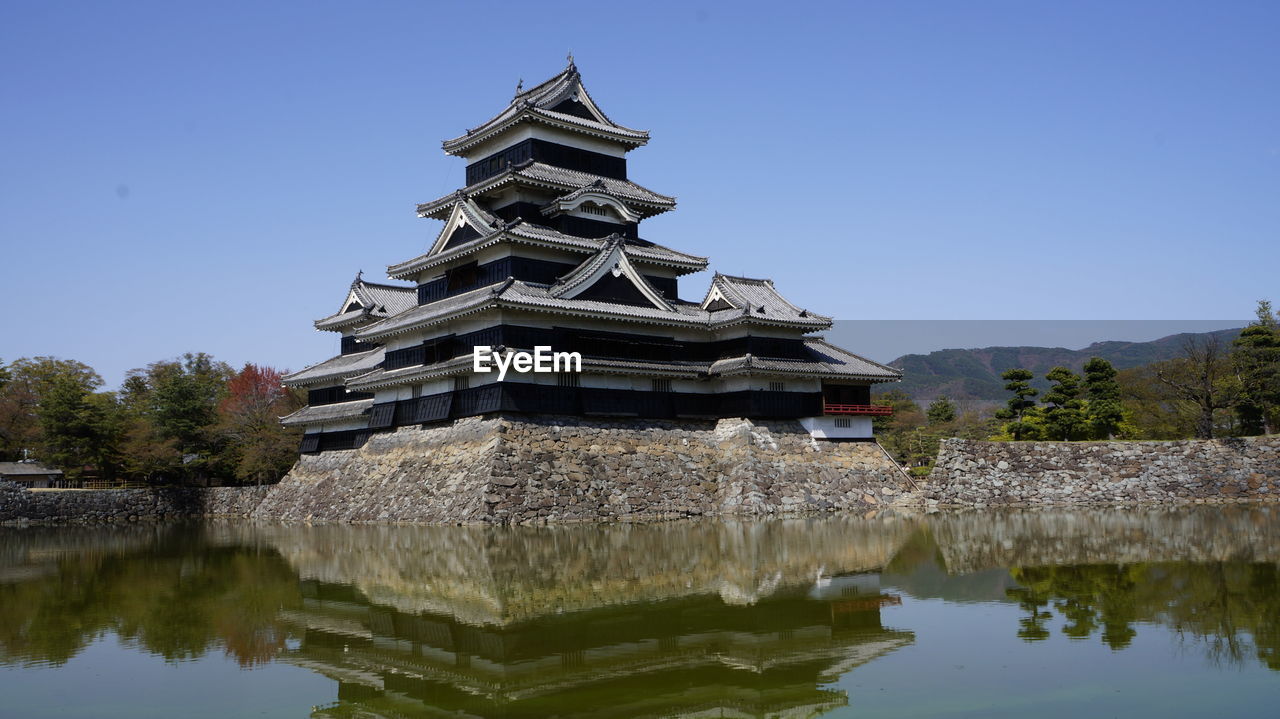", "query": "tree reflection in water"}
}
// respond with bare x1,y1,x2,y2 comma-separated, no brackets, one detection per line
1008,562,1280,669
0,505,1279,717
0,524,302,668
